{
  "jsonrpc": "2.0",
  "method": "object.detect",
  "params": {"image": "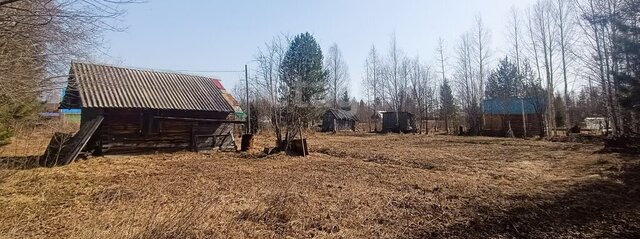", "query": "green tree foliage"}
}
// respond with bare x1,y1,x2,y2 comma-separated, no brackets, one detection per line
486,57,520,99
440,79,455,133
339,90,351,111
613,1,640,119
277,32,327,148
0,95,40,146
280,32,327,105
